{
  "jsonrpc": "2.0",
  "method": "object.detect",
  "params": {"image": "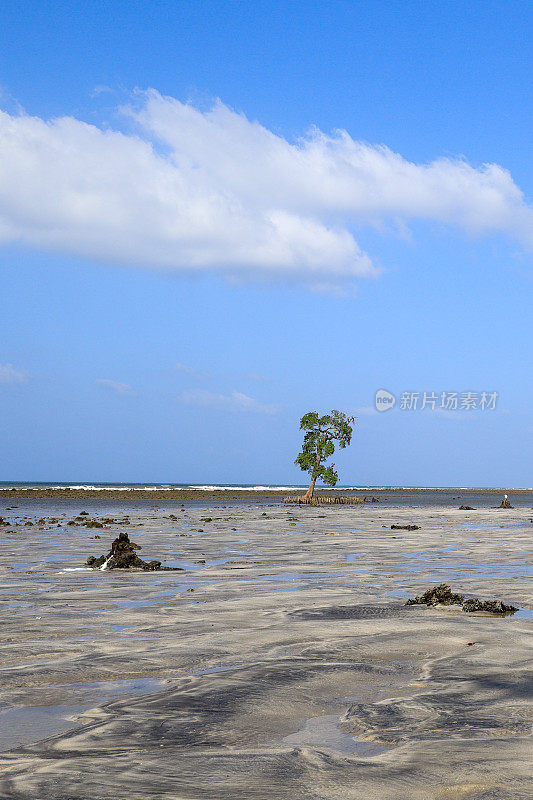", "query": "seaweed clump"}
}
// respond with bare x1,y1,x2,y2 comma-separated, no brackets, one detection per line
407,584,465,606
406,583,517,615
86,532,180,571
462,598,517,614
